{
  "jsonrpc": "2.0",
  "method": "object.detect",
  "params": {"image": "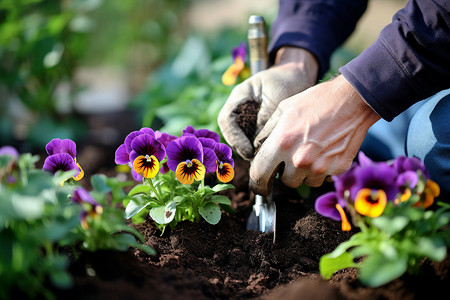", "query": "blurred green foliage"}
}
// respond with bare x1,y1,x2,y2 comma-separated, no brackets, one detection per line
0,0,193,150
131,28,247,137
